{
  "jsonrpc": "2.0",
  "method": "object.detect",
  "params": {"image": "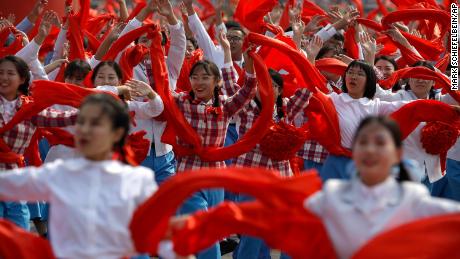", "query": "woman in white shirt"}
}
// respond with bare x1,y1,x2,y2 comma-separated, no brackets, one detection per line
305,116,460,259
0,93,158,259
374,61,459,194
